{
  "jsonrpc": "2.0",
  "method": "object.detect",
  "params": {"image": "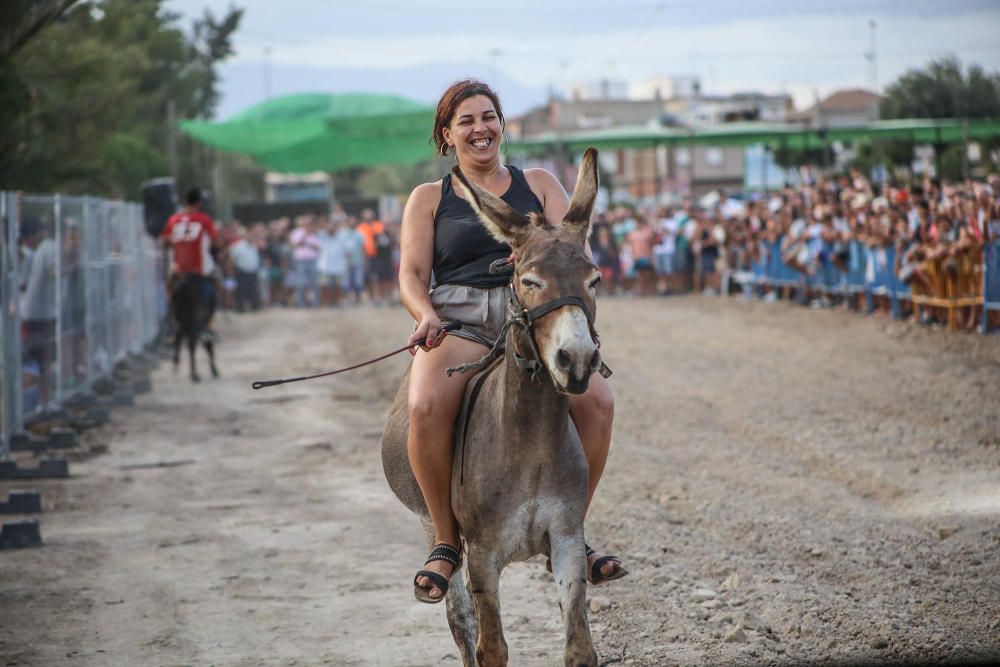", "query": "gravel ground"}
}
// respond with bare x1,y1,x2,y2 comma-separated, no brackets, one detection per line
1,296,998,666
